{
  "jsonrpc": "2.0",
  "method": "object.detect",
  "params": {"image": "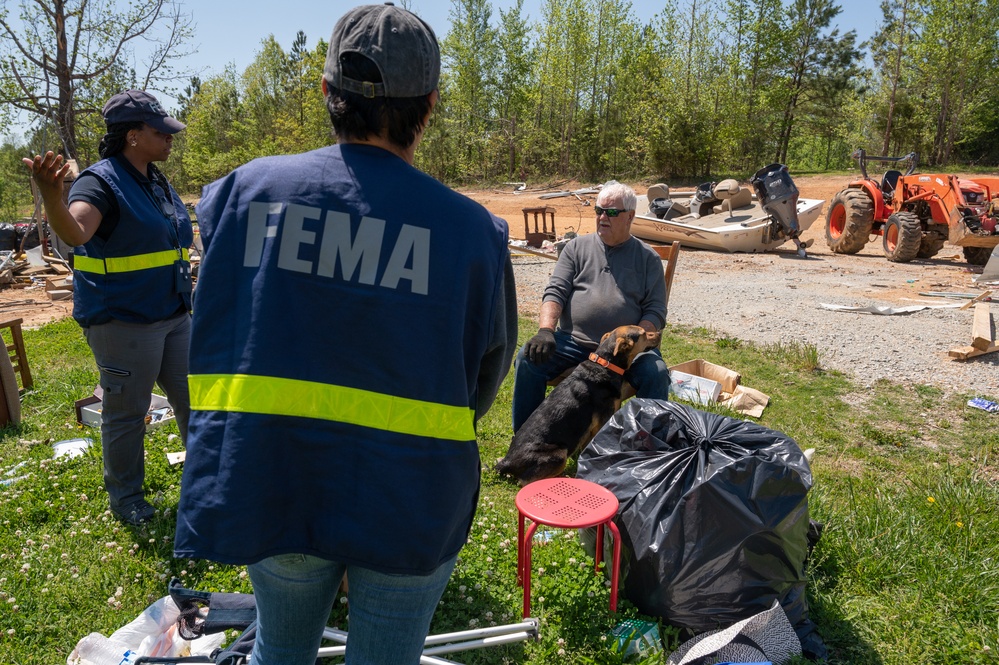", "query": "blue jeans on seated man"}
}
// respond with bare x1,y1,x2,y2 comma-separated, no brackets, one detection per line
511,329,671,432
248,552,457,665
